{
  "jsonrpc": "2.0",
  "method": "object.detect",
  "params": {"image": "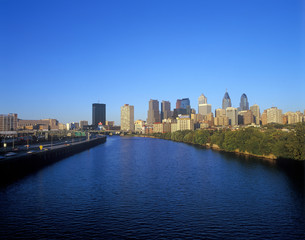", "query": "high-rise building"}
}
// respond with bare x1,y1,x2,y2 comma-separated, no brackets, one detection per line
180,98,190,109
215,108,226,117
147,99,160,124
238,110,253,125
121,104,135,131
92,103,106,128
135,120,145,133
226,107,238,126
266,107,283,124
0,113,18,131
198,93,211,116
198,94,207,105
284,111,303,124
176,99,182,109
177,115,194,131
222,90,232,110
261,110,267,125
161,100,171,120
250,104,260,125
239,93,249,111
